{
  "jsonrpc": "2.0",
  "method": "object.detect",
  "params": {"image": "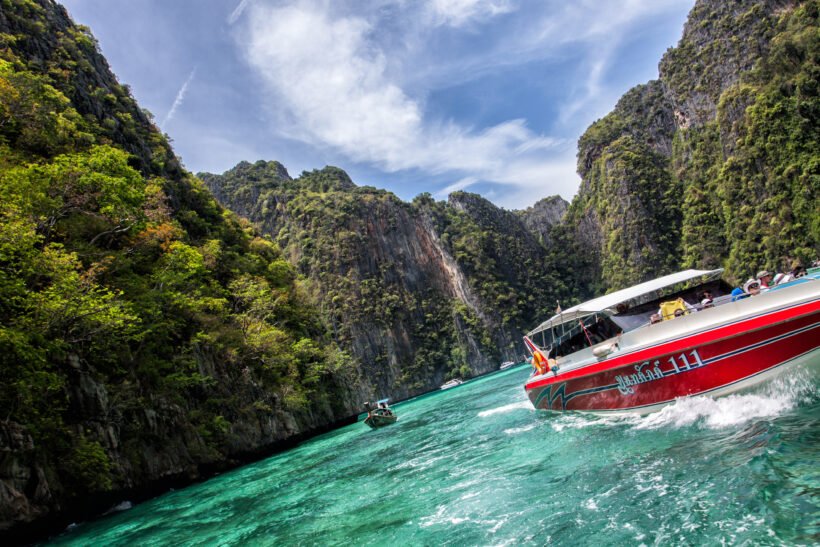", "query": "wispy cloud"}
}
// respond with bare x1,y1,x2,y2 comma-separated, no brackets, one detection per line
436,176,479,199
239,4,564,194
427,0,516,27
227,0,252,25
161,67,196,129
234,0,691,205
